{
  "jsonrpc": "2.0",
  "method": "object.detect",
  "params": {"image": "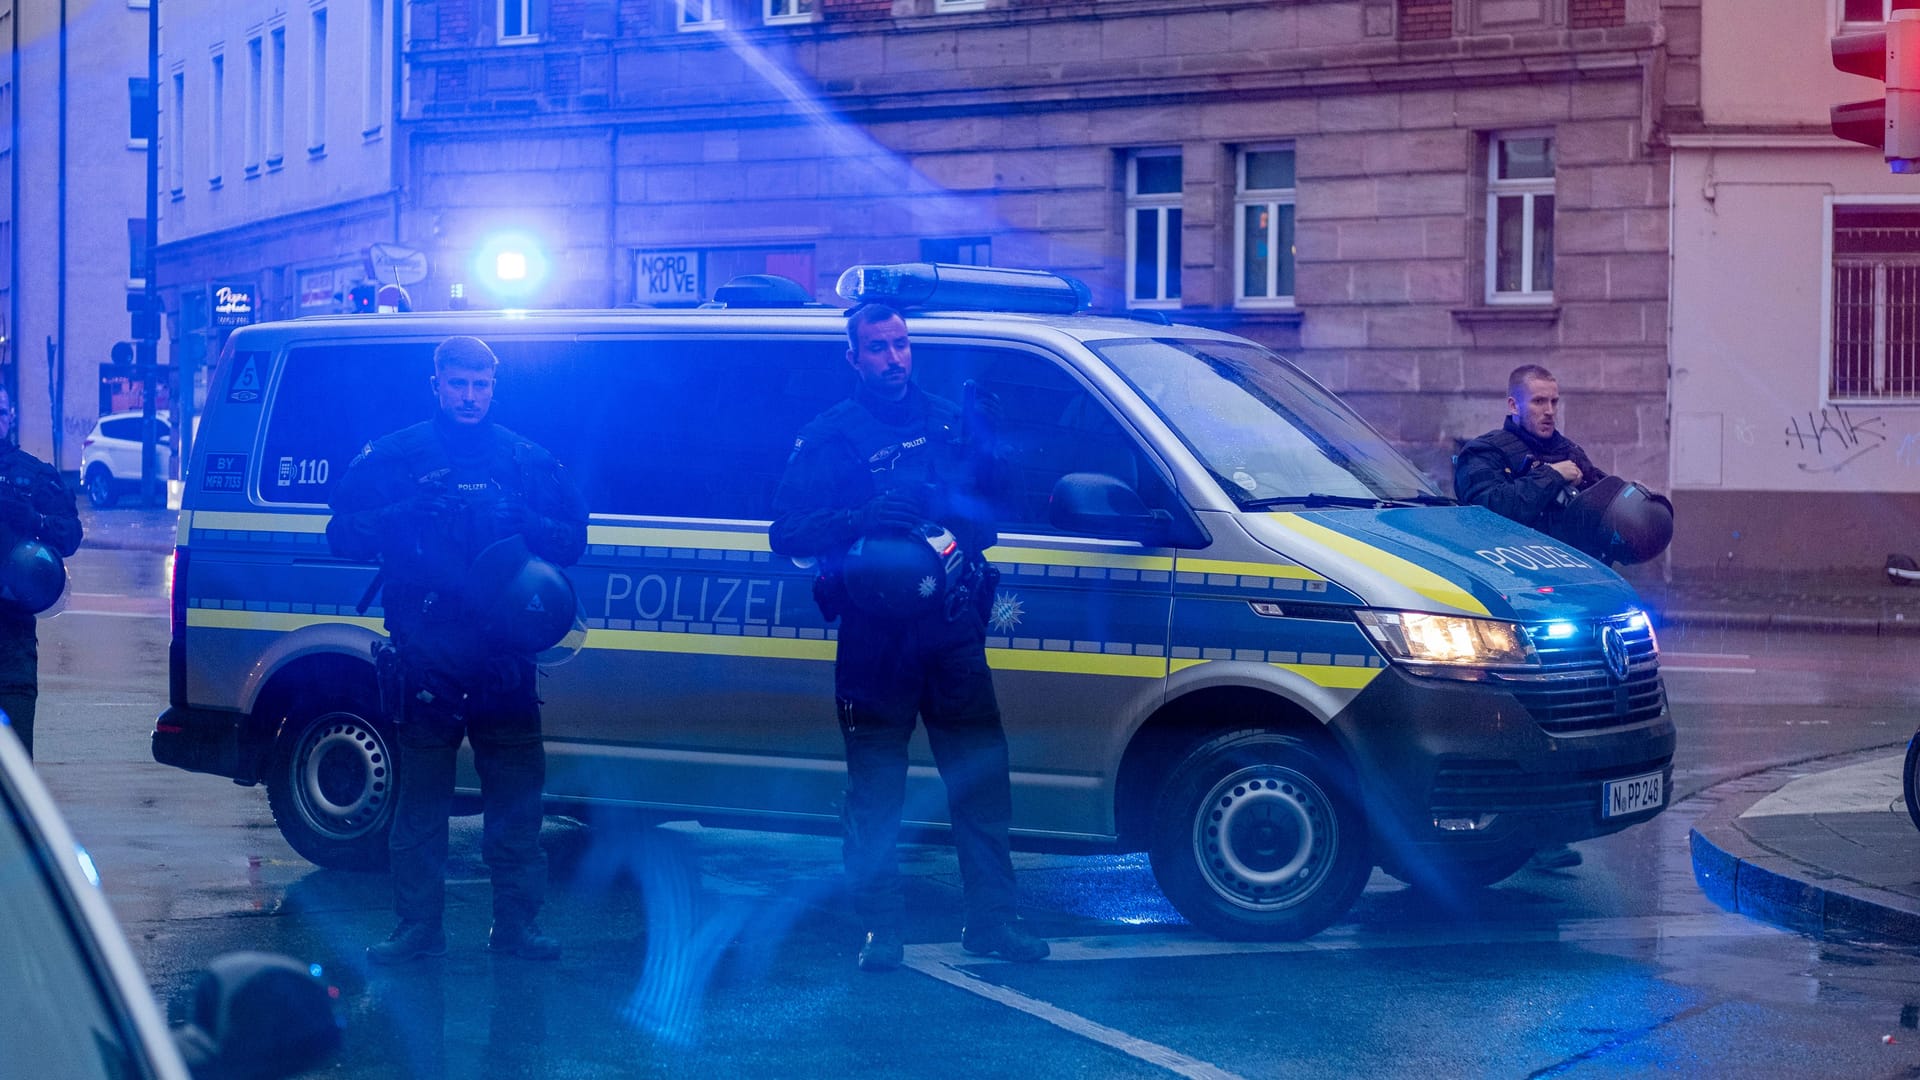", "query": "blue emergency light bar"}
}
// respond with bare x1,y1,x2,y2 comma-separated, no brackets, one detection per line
836,262,1091,314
